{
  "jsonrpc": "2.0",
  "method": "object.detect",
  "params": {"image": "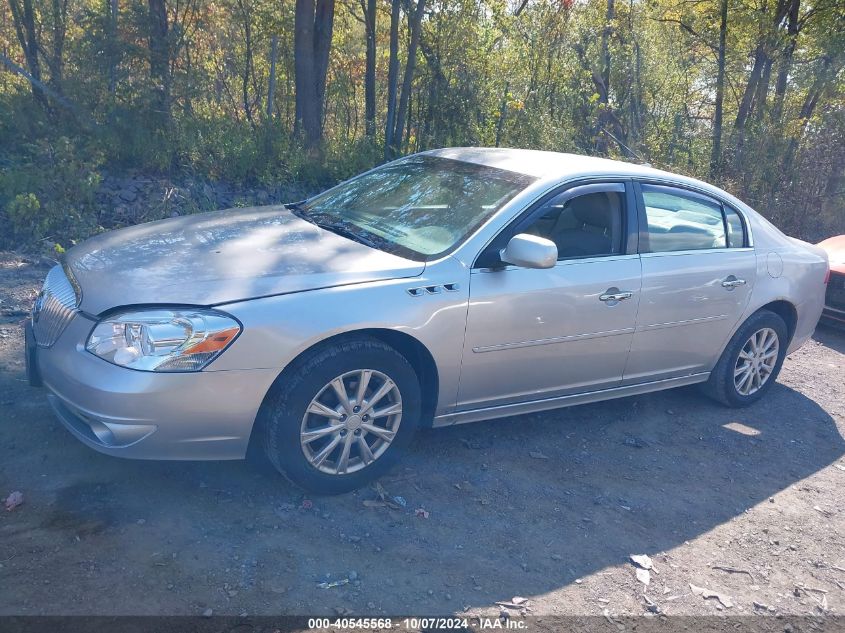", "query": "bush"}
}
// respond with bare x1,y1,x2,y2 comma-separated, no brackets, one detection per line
0,137,103,252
